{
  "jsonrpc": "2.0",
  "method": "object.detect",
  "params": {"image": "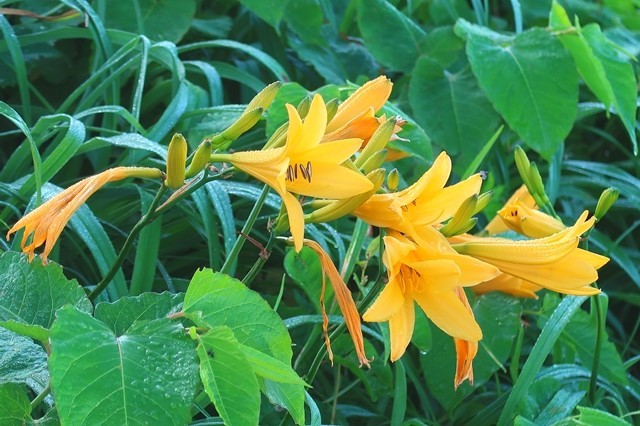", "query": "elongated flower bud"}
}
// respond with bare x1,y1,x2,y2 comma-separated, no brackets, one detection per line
594,187,619,221
211,107,264,150
441,195,479,237
246,81,282,112
185,139,212,179
165,133,187,189
325,98,339,123
354,117,397,169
